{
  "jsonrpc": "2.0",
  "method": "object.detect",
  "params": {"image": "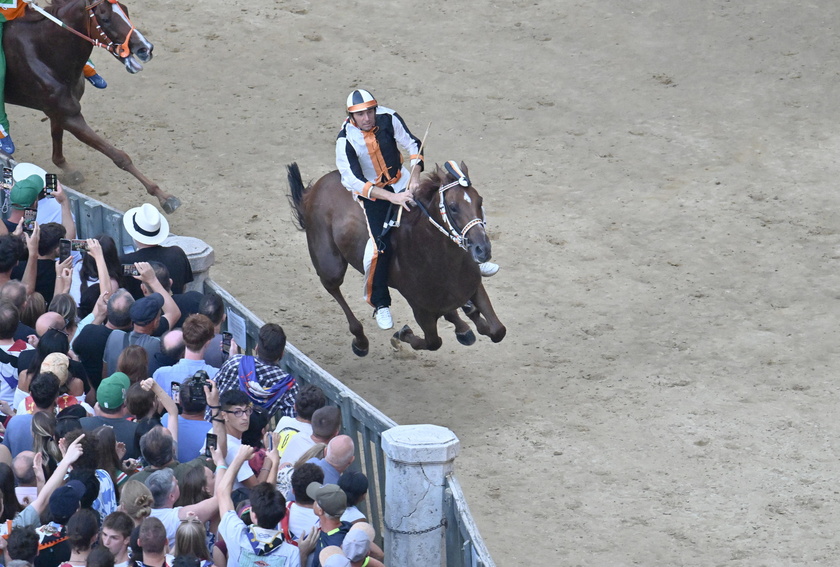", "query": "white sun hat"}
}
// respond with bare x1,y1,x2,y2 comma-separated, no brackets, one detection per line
12,162,47,184
123,203,170,245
